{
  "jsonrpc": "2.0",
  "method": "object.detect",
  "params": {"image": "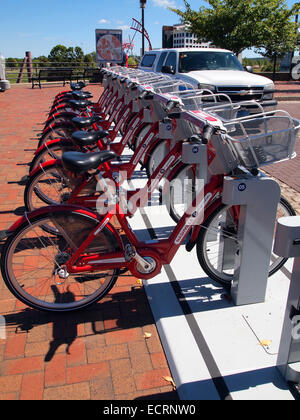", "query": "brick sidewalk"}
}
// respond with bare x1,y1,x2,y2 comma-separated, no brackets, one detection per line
275,81,300,100
0,84,178,400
